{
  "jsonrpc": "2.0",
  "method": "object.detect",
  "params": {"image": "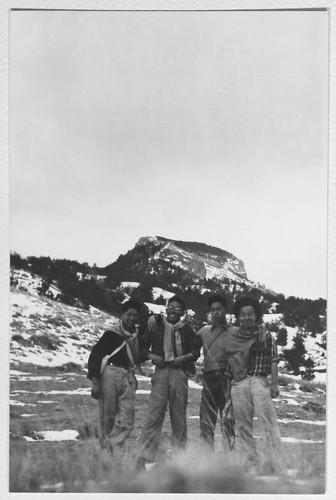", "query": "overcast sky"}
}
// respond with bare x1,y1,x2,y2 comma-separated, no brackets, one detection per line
10,9,328,300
